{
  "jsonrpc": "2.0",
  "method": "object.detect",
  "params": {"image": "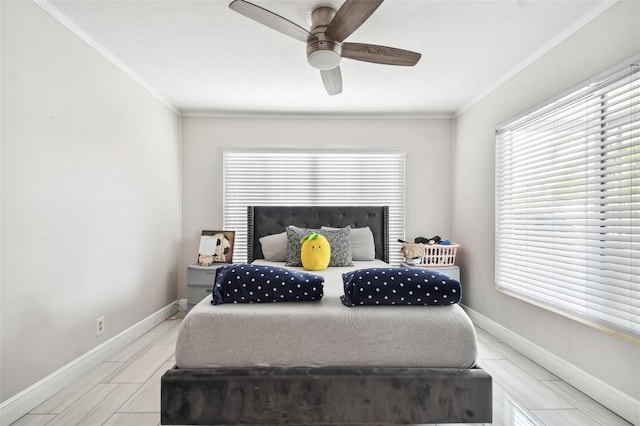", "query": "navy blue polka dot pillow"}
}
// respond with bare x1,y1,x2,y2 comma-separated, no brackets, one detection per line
340,267,461,307
212,264,324,305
